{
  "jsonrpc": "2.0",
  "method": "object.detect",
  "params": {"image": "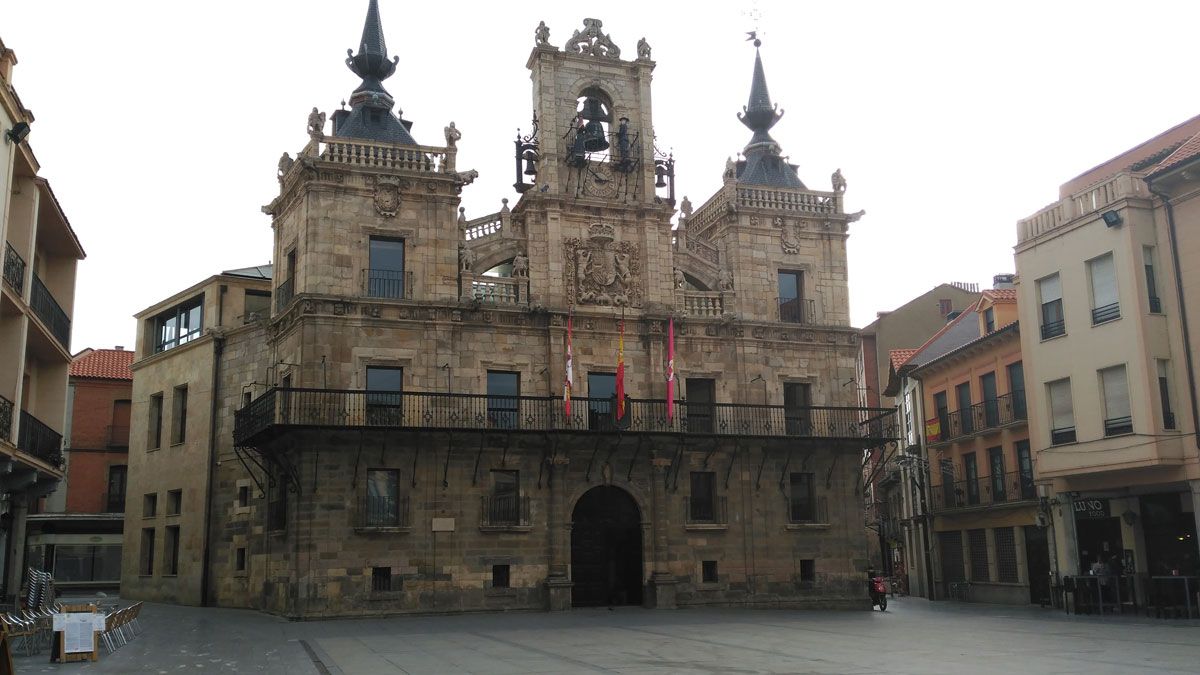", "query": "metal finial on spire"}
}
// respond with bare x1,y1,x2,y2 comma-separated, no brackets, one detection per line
346,0,399,94
732,40,804,189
